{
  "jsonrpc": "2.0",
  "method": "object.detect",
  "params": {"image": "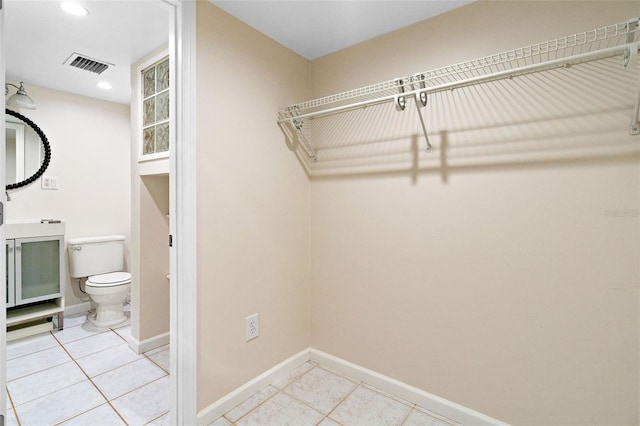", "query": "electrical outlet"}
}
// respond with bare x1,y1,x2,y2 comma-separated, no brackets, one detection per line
245,313,259,341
